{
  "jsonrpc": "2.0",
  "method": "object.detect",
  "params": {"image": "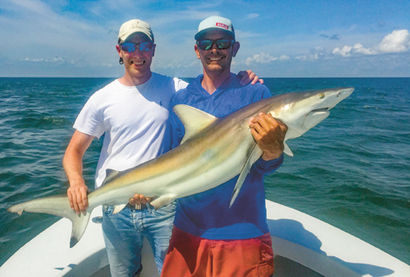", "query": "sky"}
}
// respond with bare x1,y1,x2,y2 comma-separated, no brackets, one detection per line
0,0,409,77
